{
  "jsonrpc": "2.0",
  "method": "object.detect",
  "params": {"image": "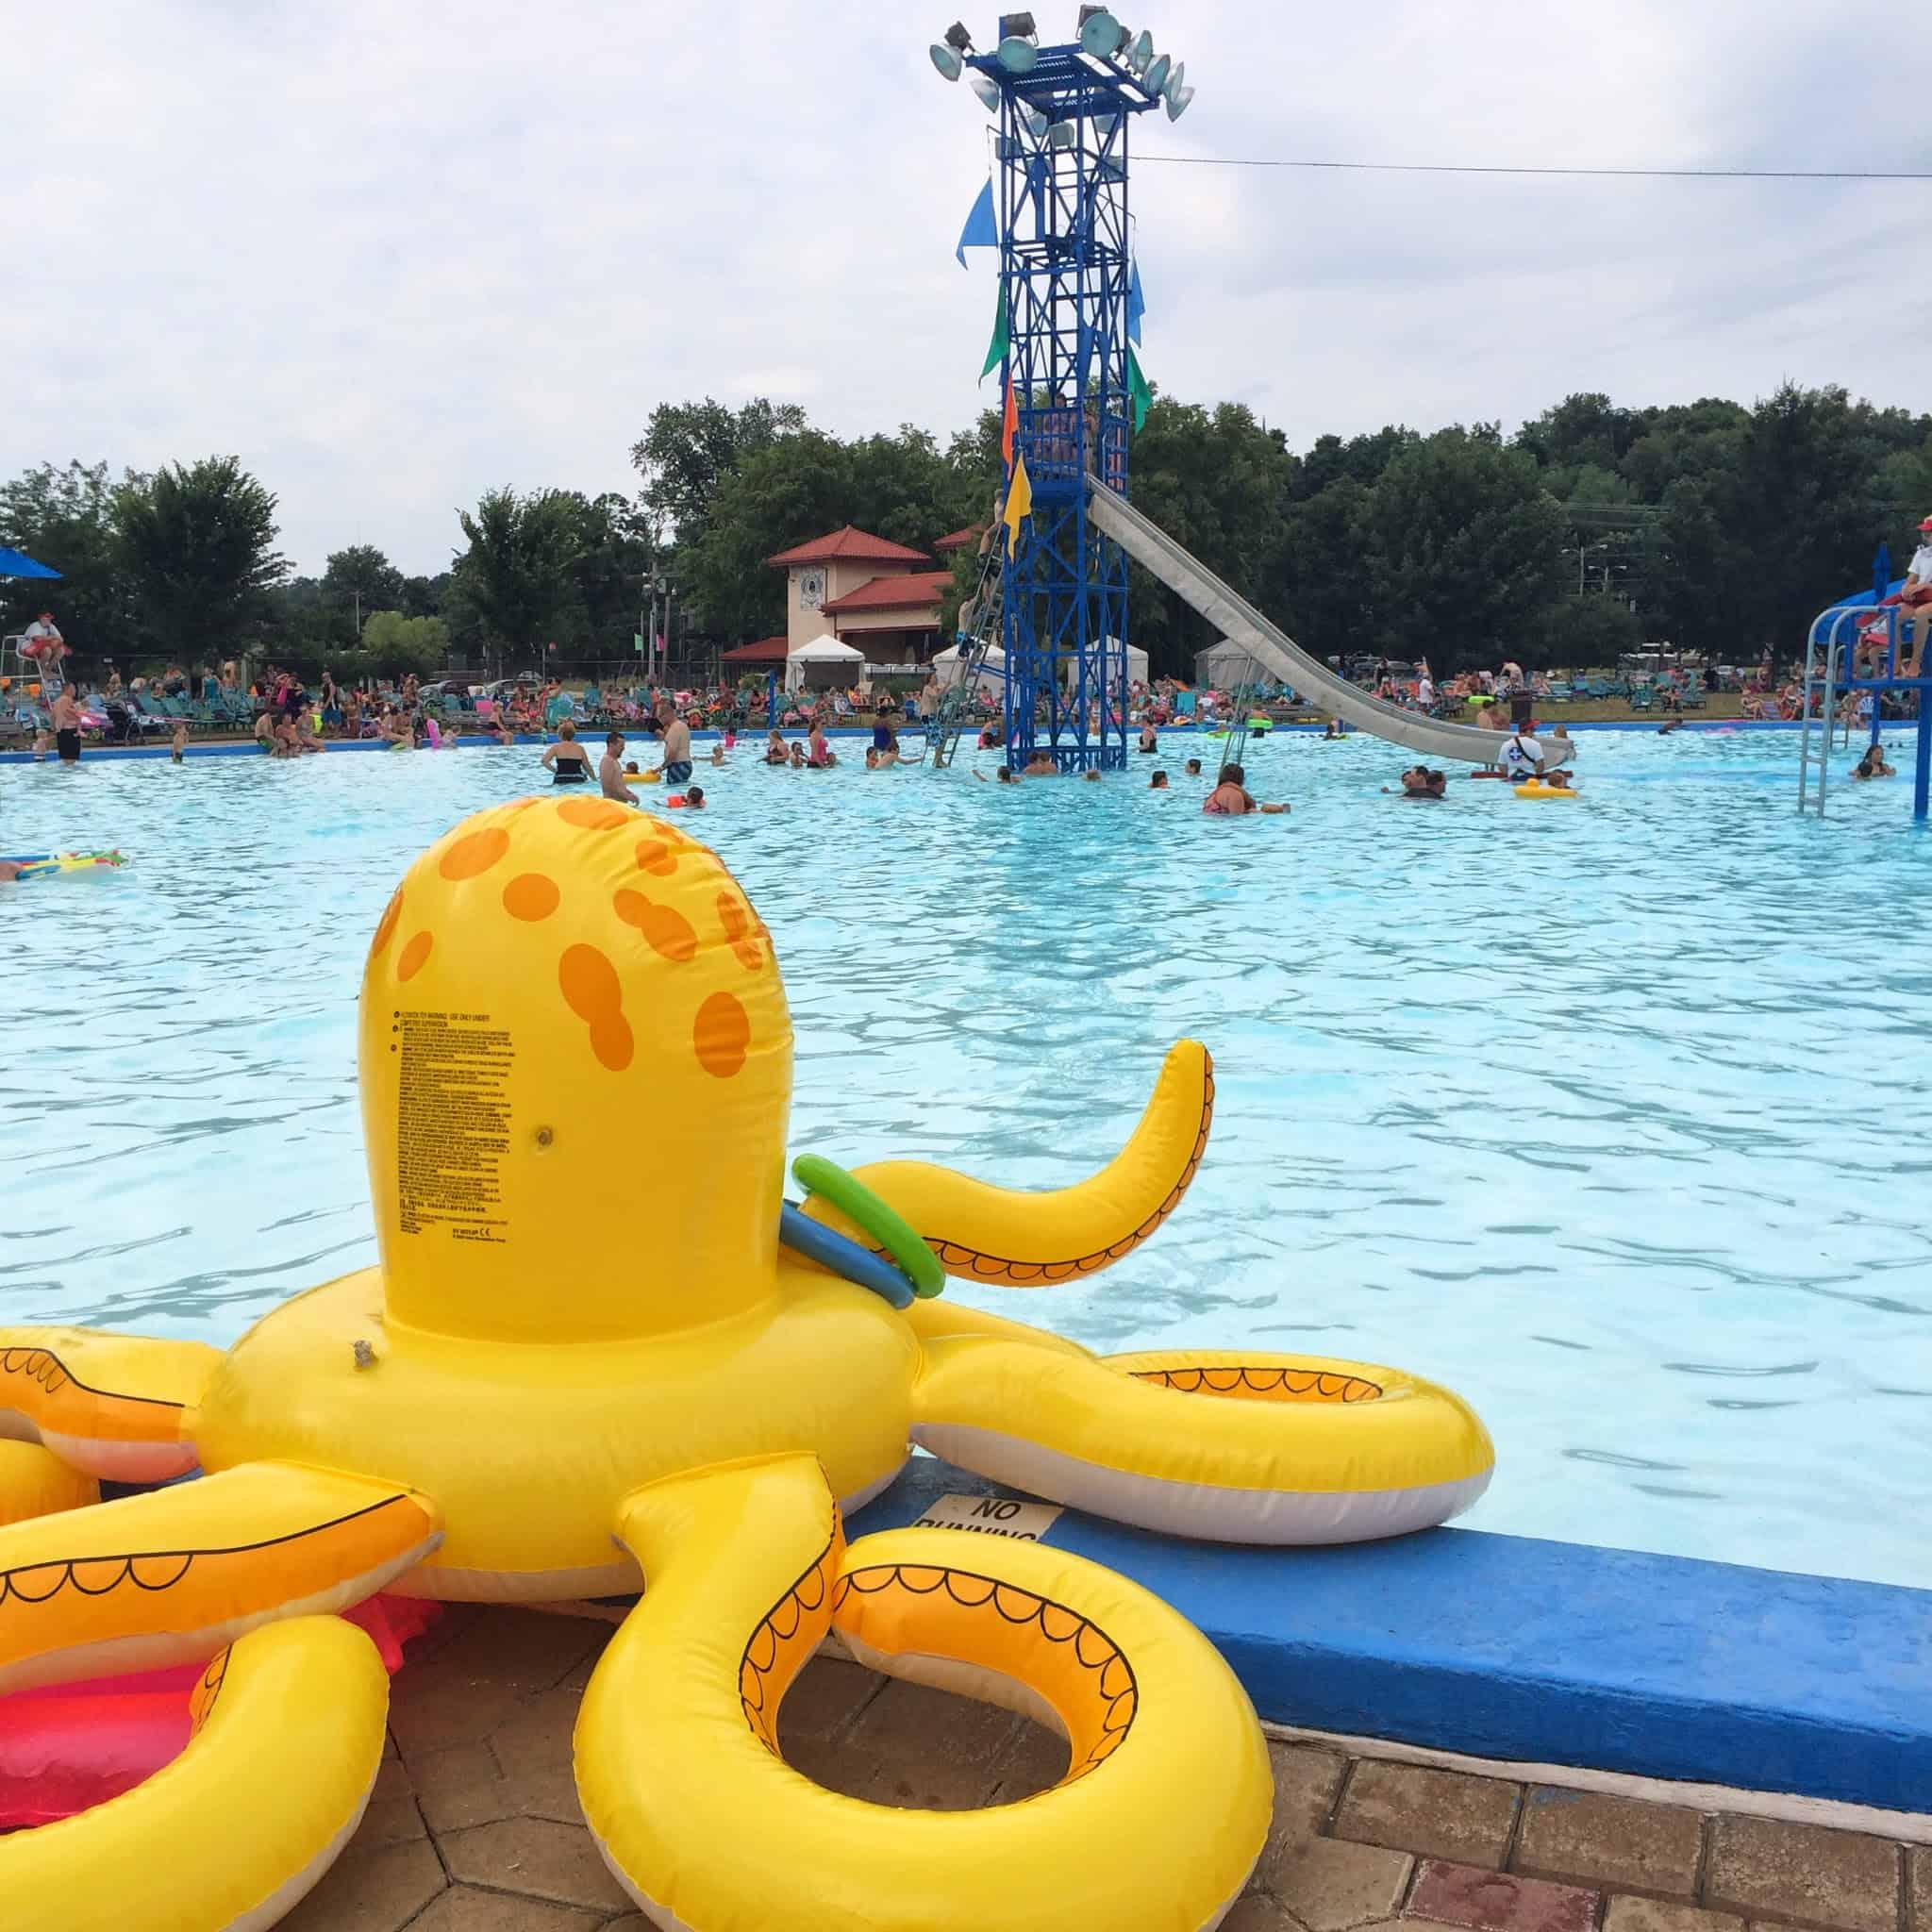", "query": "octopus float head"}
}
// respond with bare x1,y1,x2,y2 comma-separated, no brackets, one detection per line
359,798,791,1343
